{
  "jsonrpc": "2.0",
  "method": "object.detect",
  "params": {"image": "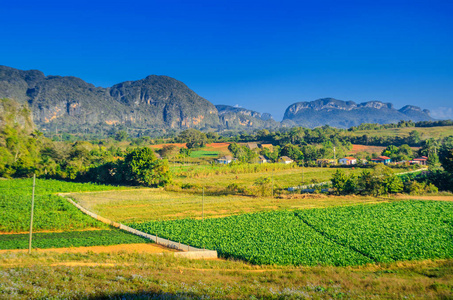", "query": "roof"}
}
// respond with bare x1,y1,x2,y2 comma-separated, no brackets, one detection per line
413,156,428,161
279,156,293,161
258,155,268,160
218,155,233,160
260,144,273,149
342,157,356,160
247,143,258,149
372,156,391,160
